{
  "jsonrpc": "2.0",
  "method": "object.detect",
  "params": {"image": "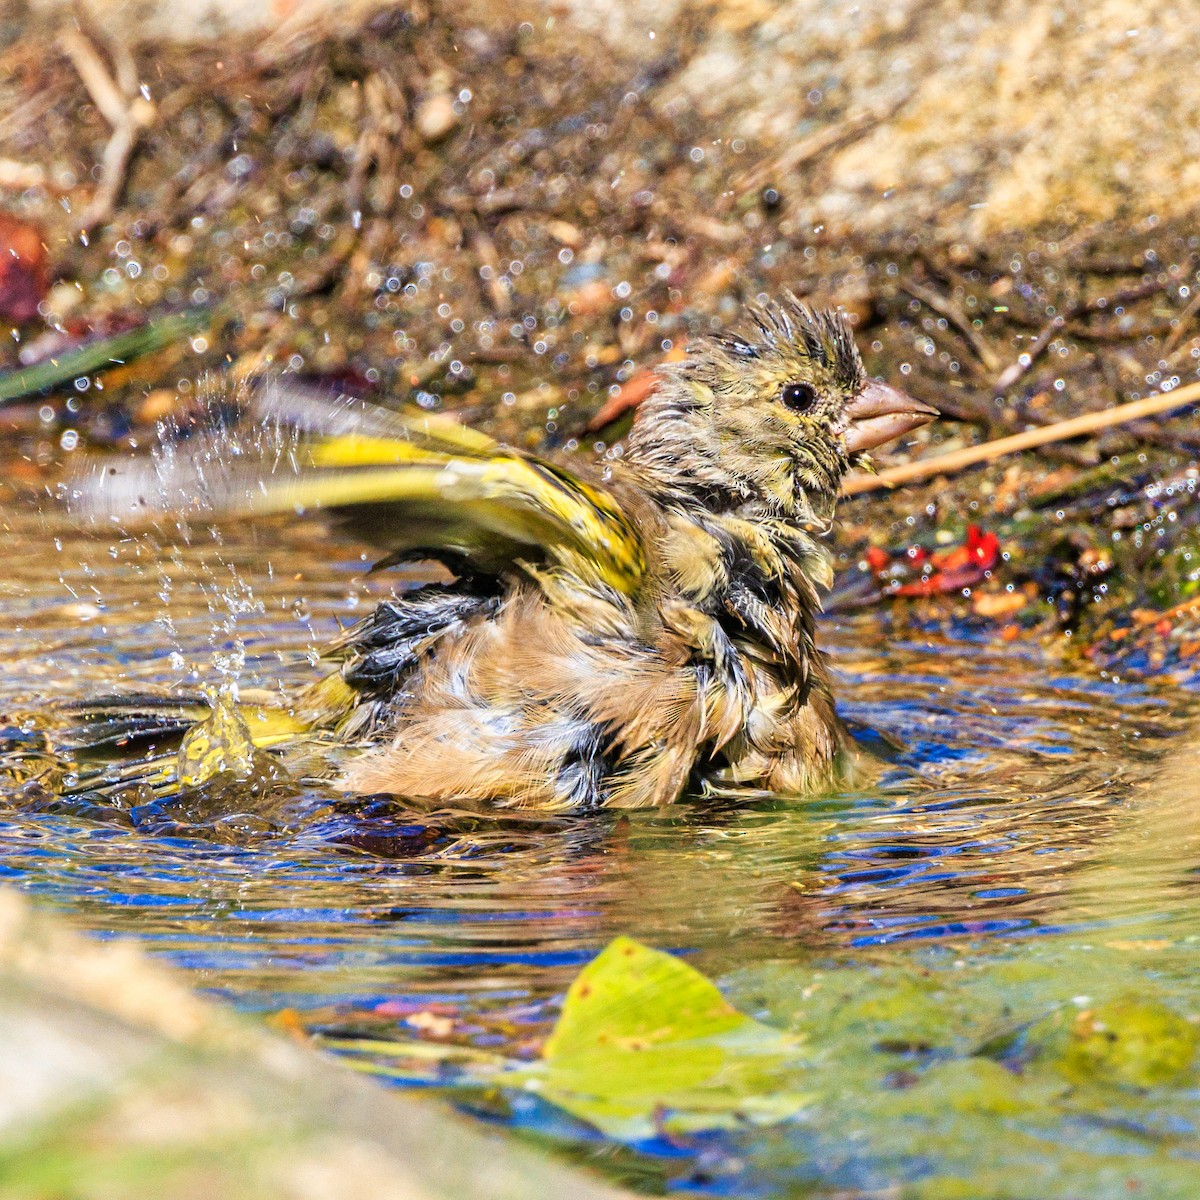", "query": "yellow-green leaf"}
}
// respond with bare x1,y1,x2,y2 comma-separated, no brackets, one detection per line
513,937,810,1141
